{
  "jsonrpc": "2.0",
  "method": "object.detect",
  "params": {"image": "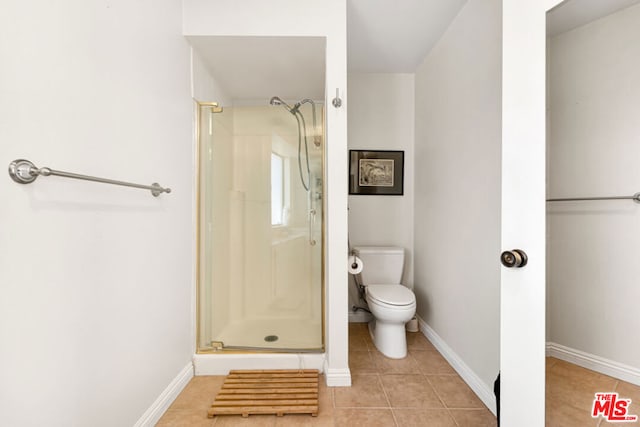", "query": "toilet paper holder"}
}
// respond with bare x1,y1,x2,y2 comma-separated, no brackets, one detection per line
350,255,359,269
348,250,364,275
